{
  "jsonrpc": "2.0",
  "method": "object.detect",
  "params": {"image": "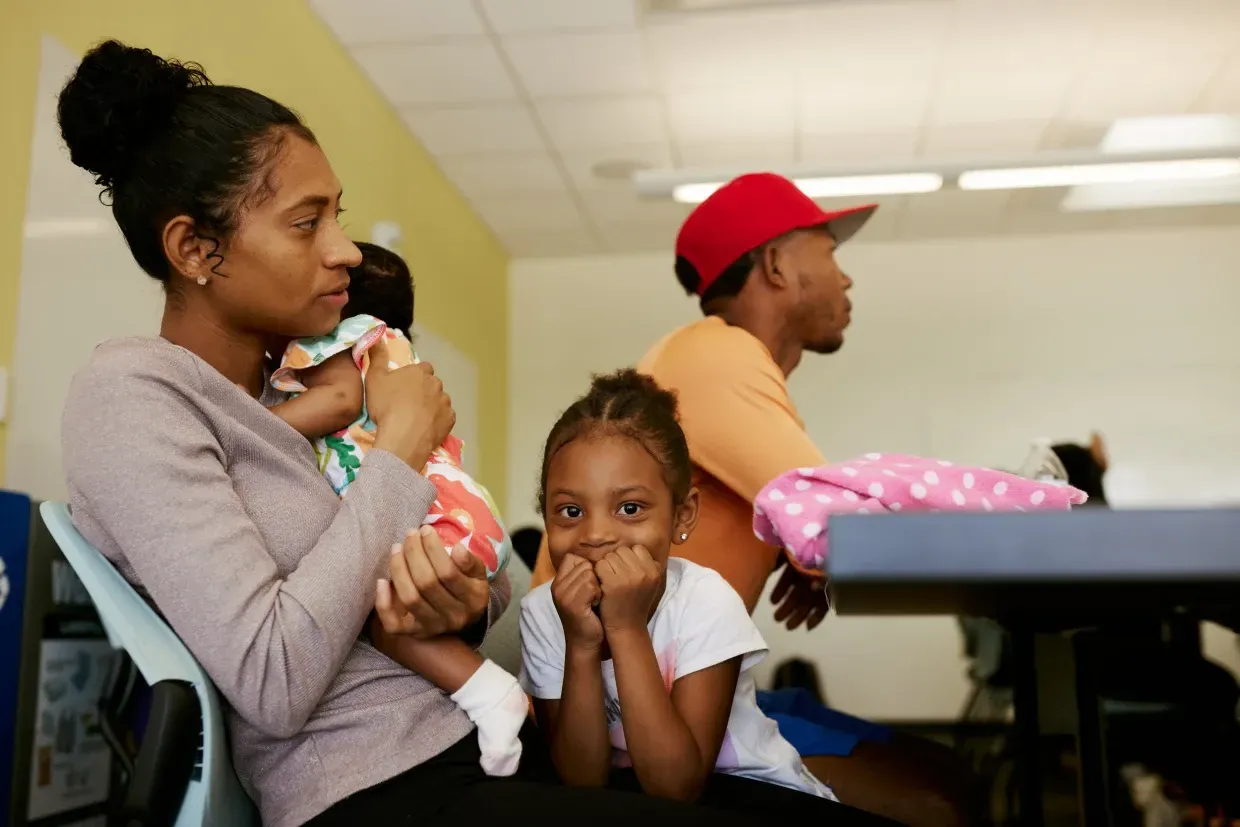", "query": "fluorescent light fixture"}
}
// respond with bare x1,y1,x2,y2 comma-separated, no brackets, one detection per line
672,172,943,204
23,217,113,239
1059,115,1240,212
1061,179,1240,212
1099,114,1240,154
960,158,1240,191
